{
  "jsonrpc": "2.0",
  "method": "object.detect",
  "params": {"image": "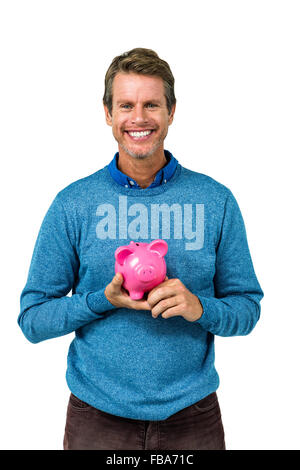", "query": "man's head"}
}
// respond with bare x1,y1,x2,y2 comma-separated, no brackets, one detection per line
103,48,176,160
